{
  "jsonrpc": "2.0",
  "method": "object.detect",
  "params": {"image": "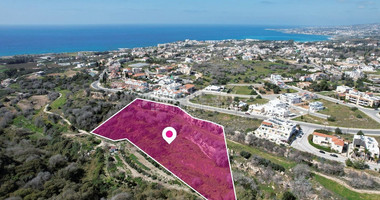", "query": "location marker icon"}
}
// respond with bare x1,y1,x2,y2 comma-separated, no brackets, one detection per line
162,127,177,144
